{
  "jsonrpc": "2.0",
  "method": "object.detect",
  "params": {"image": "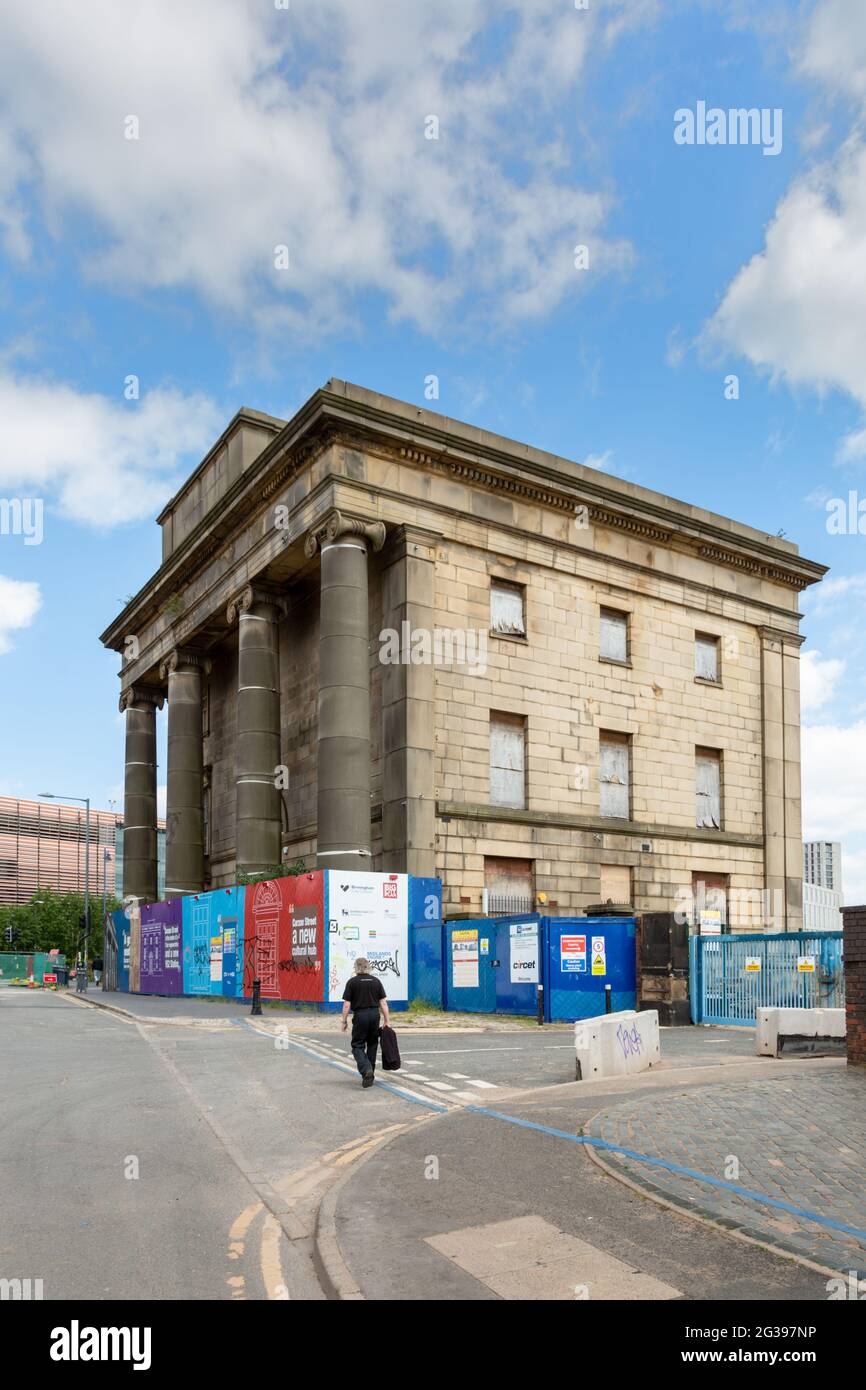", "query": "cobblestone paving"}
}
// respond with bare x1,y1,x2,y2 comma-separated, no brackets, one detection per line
588,1070,866,1277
